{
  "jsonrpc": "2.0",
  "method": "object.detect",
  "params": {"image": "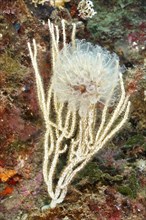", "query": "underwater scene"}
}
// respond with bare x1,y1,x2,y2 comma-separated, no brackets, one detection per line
0,0,146,219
